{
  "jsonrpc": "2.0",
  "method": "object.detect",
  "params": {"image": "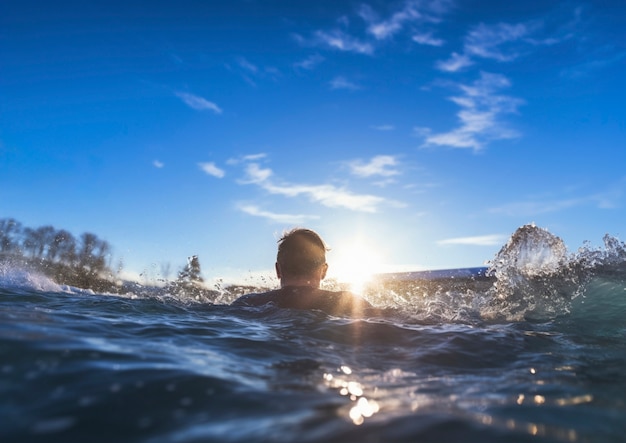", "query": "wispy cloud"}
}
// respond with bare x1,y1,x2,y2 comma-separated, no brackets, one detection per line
198,162,225,178
294,54,325,70
237,204,320,224
489,185,625,217
239,162,392,213
359,3,420,40
298,1,451,57
227,153,267,166
438,234,507,246
237,57,258,74
153,160,164,169
464,22,533,62
359,1,450,40
420,72,524,151
595,177,626,209
489,199,582,217
435,21,532,72
176,92,222,114
561,49,626,79
239,163,272,184
228,57,281,86
371,124,395,131
436,52,473,72
329,76,360,90
349,155,400,178
311,30,374,55
436,15,576,73
412,32,445,47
